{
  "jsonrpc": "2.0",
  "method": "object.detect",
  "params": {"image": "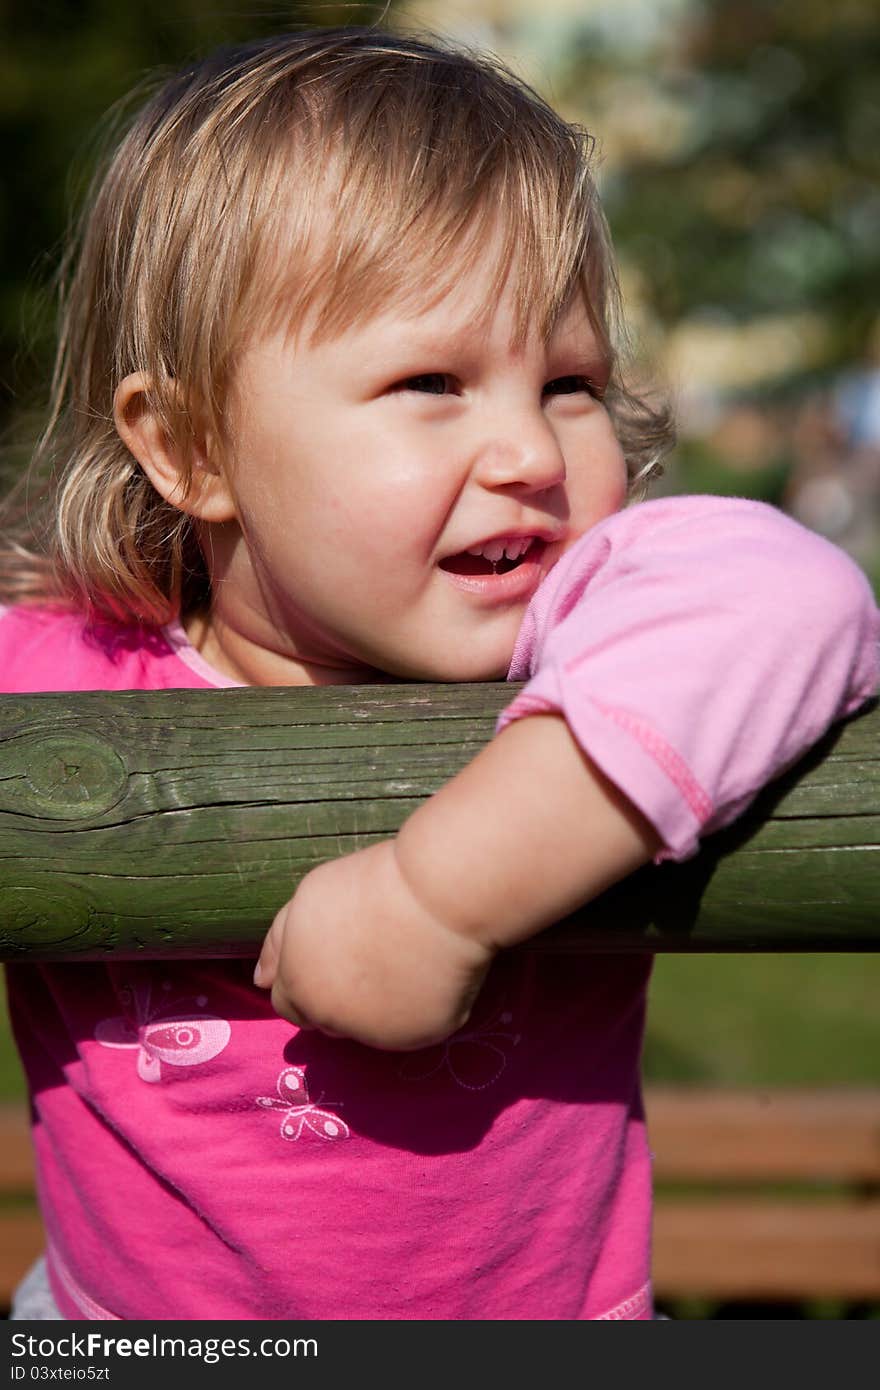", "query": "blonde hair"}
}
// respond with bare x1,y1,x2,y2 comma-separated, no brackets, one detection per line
0,26,674,625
